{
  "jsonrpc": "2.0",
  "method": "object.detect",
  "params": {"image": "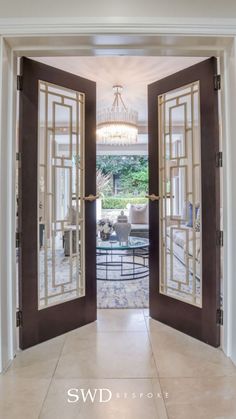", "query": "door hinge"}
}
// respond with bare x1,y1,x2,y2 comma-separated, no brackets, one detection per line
216,308,223,325
17,75,23,91
216,151,223,168
16,310,23,327
16,232,21,248
16,152,21,161
216,230,223,247
214,74,221,90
